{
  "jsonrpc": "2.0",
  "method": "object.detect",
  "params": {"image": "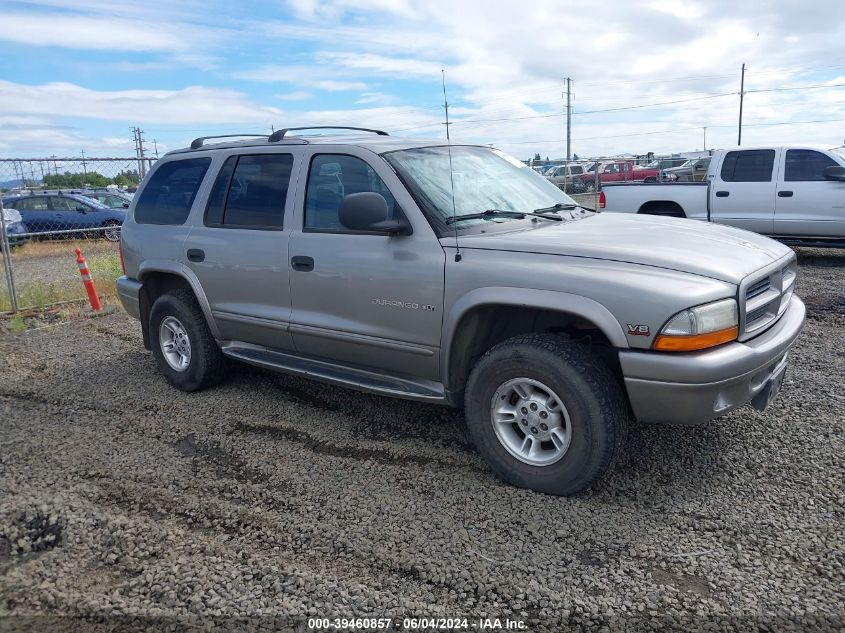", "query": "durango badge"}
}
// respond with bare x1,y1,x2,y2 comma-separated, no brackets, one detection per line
627,324,650,336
